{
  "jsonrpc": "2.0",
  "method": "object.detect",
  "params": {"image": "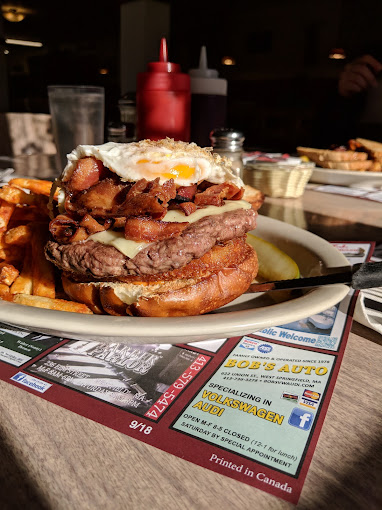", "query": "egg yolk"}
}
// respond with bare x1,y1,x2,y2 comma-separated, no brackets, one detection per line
137,160,196,180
